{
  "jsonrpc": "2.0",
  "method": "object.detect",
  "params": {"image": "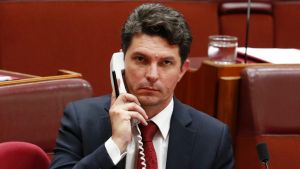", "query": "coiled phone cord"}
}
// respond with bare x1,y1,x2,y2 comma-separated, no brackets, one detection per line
136,125,146,169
